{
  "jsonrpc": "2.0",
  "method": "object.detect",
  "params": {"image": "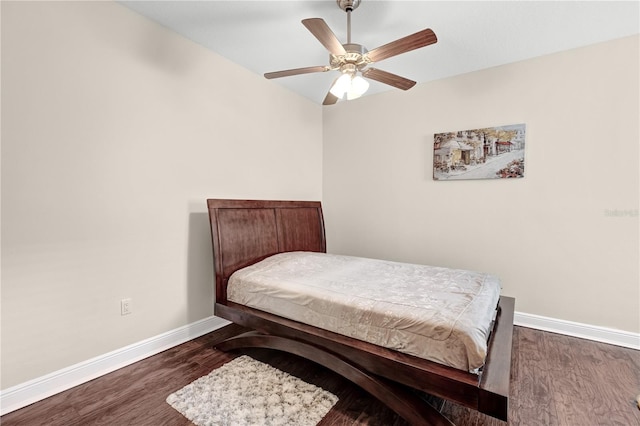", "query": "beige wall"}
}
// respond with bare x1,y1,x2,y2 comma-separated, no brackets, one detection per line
323,35,639,334
1,1,322,388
